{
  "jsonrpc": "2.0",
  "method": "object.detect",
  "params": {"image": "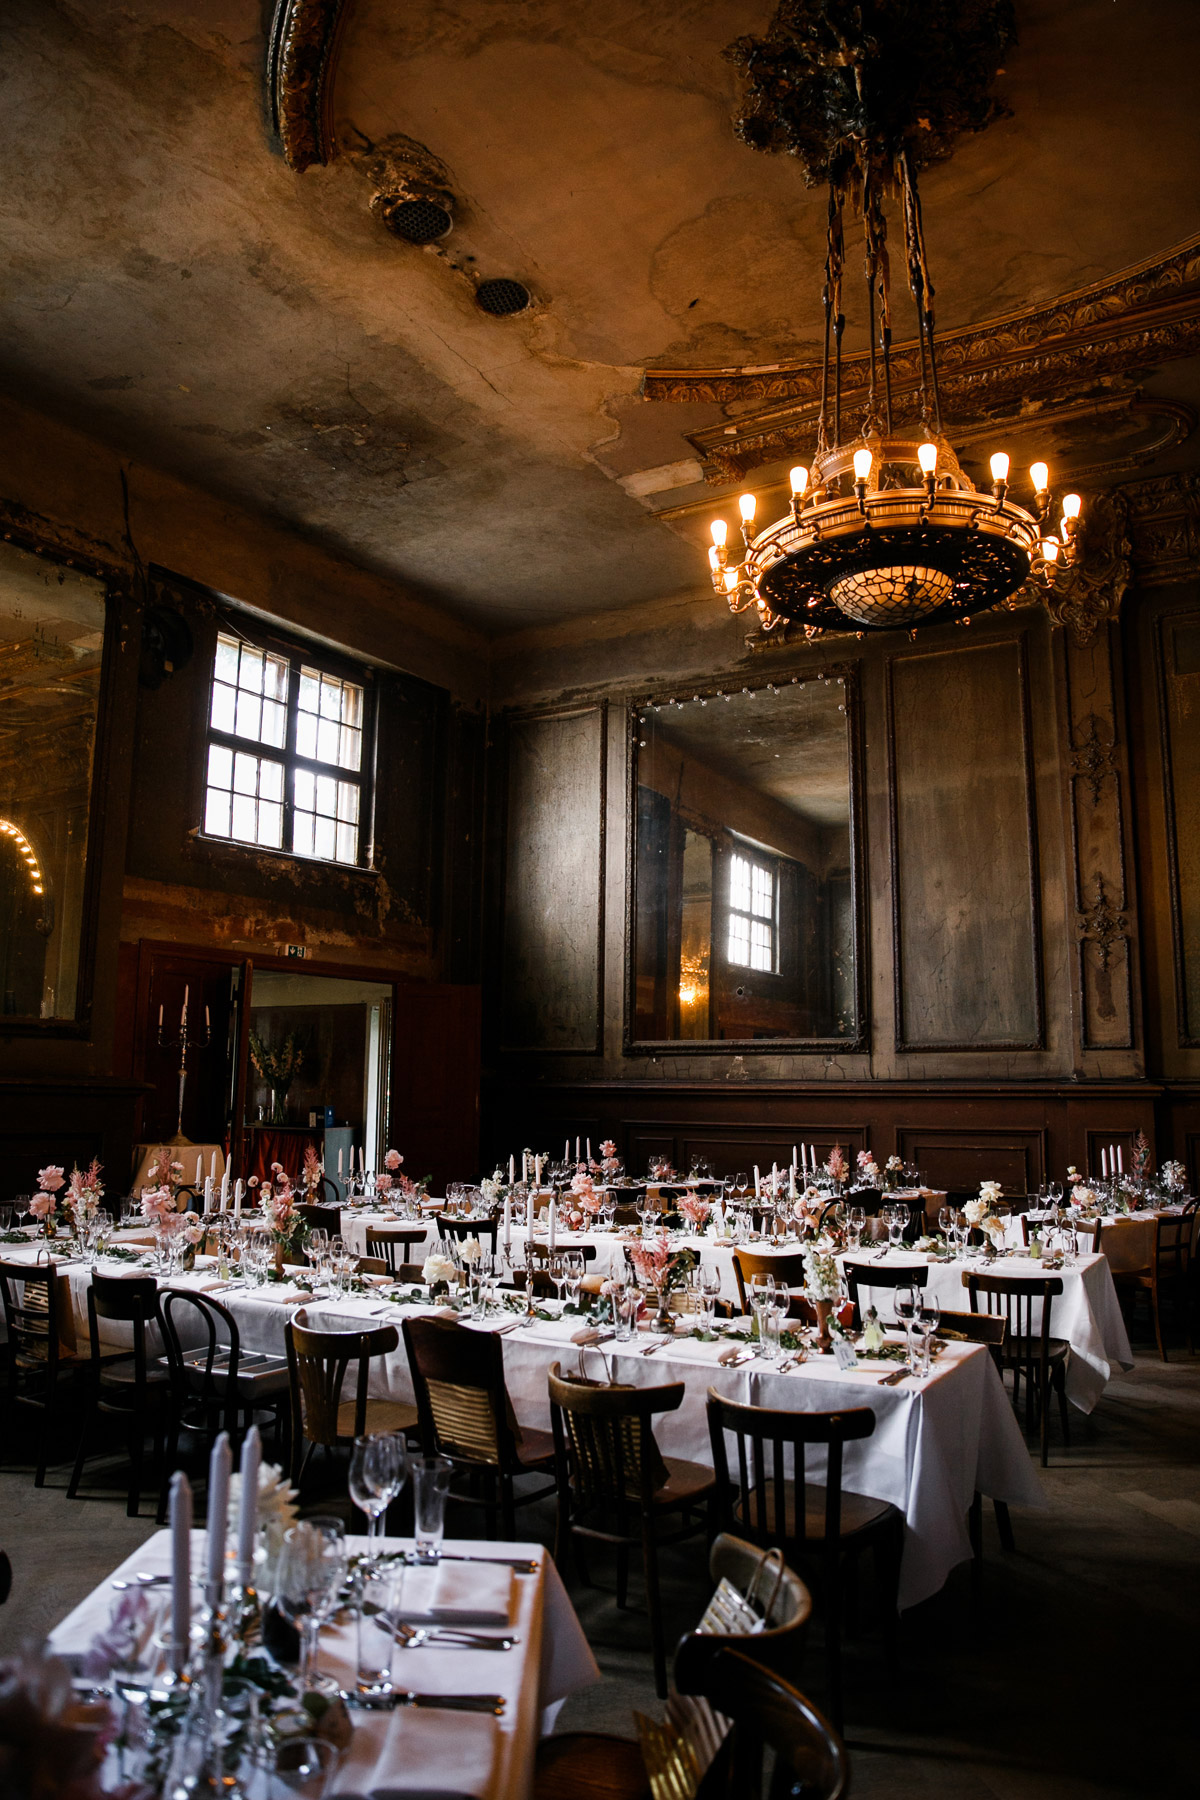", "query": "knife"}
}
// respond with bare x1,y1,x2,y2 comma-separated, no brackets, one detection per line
345,1689,505,1714
432,1552,539,1574
878,1366,910,1385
